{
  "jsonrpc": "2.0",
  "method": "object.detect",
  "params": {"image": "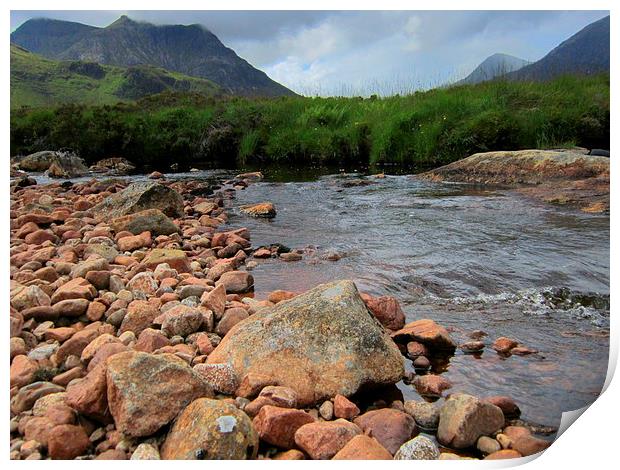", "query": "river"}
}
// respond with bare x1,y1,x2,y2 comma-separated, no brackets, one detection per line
28,168,610,430
222,170,609,430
